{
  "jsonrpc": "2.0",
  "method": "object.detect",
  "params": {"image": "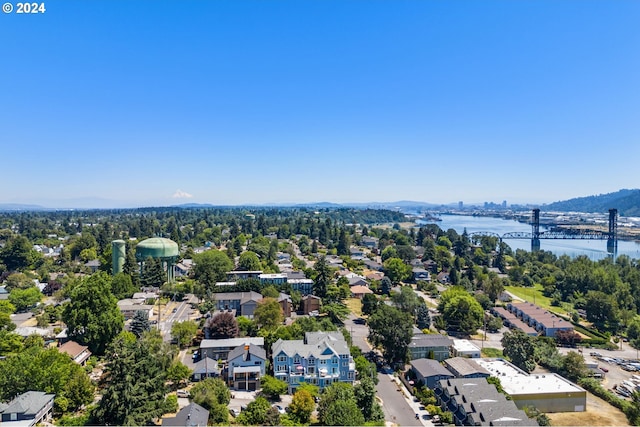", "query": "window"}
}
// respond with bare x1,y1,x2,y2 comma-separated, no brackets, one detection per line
276,365,287,372
320,359,327,365
348,371,355,380
307,366,315,374
342,361,348,367
308,357,316,365
277,355,287,362
294,355,301,364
